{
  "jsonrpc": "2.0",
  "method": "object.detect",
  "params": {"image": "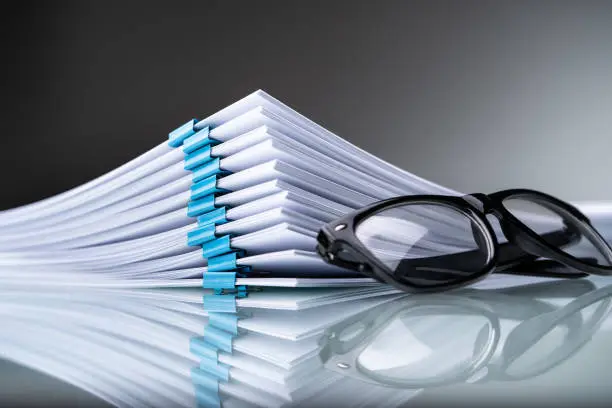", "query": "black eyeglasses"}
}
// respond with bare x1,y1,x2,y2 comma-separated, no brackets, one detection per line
317,189,612,293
